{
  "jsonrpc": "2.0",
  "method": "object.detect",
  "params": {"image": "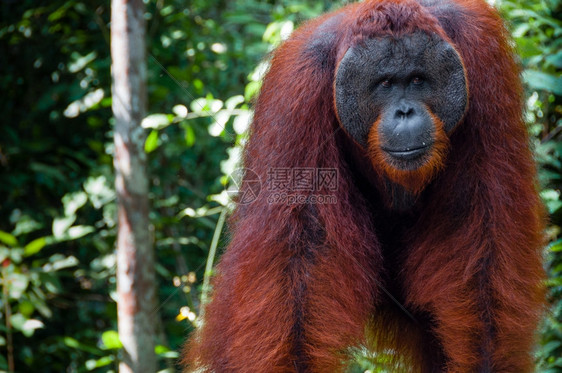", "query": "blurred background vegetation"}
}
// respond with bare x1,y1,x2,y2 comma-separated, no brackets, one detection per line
0,0,560,372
